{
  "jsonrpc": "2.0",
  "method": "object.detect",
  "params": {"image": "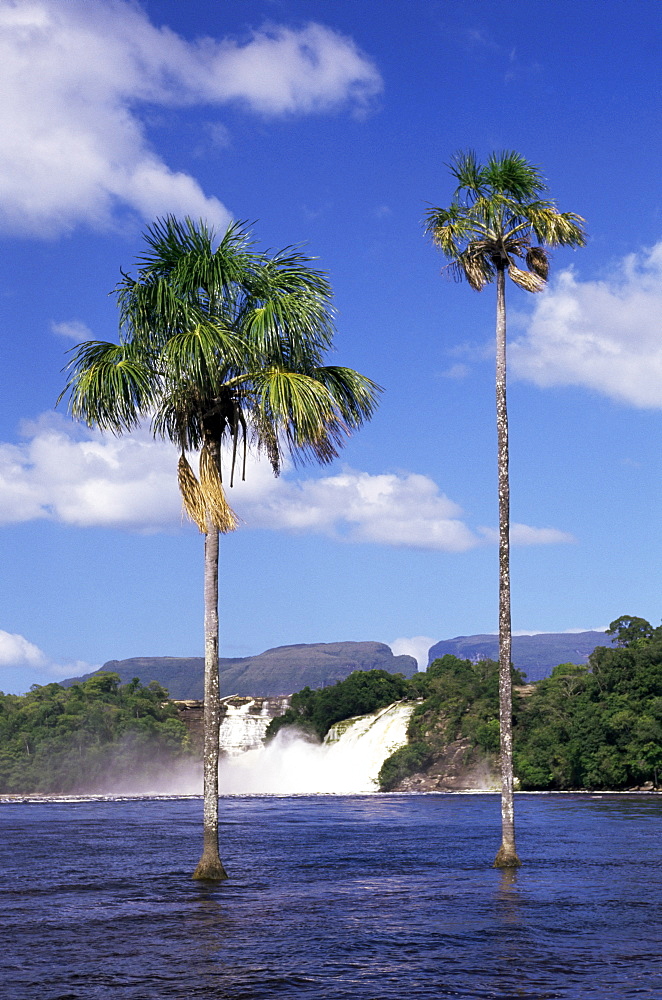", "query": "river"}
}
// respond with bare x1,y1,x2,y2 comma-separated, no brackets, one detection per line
1,793,660,998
